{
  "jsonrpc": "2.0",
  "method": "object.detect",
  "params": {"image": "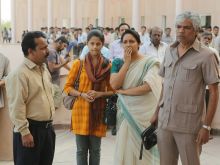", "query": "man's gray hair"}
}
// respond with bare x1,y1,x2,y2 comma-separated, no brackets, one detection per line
176,11,201,31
